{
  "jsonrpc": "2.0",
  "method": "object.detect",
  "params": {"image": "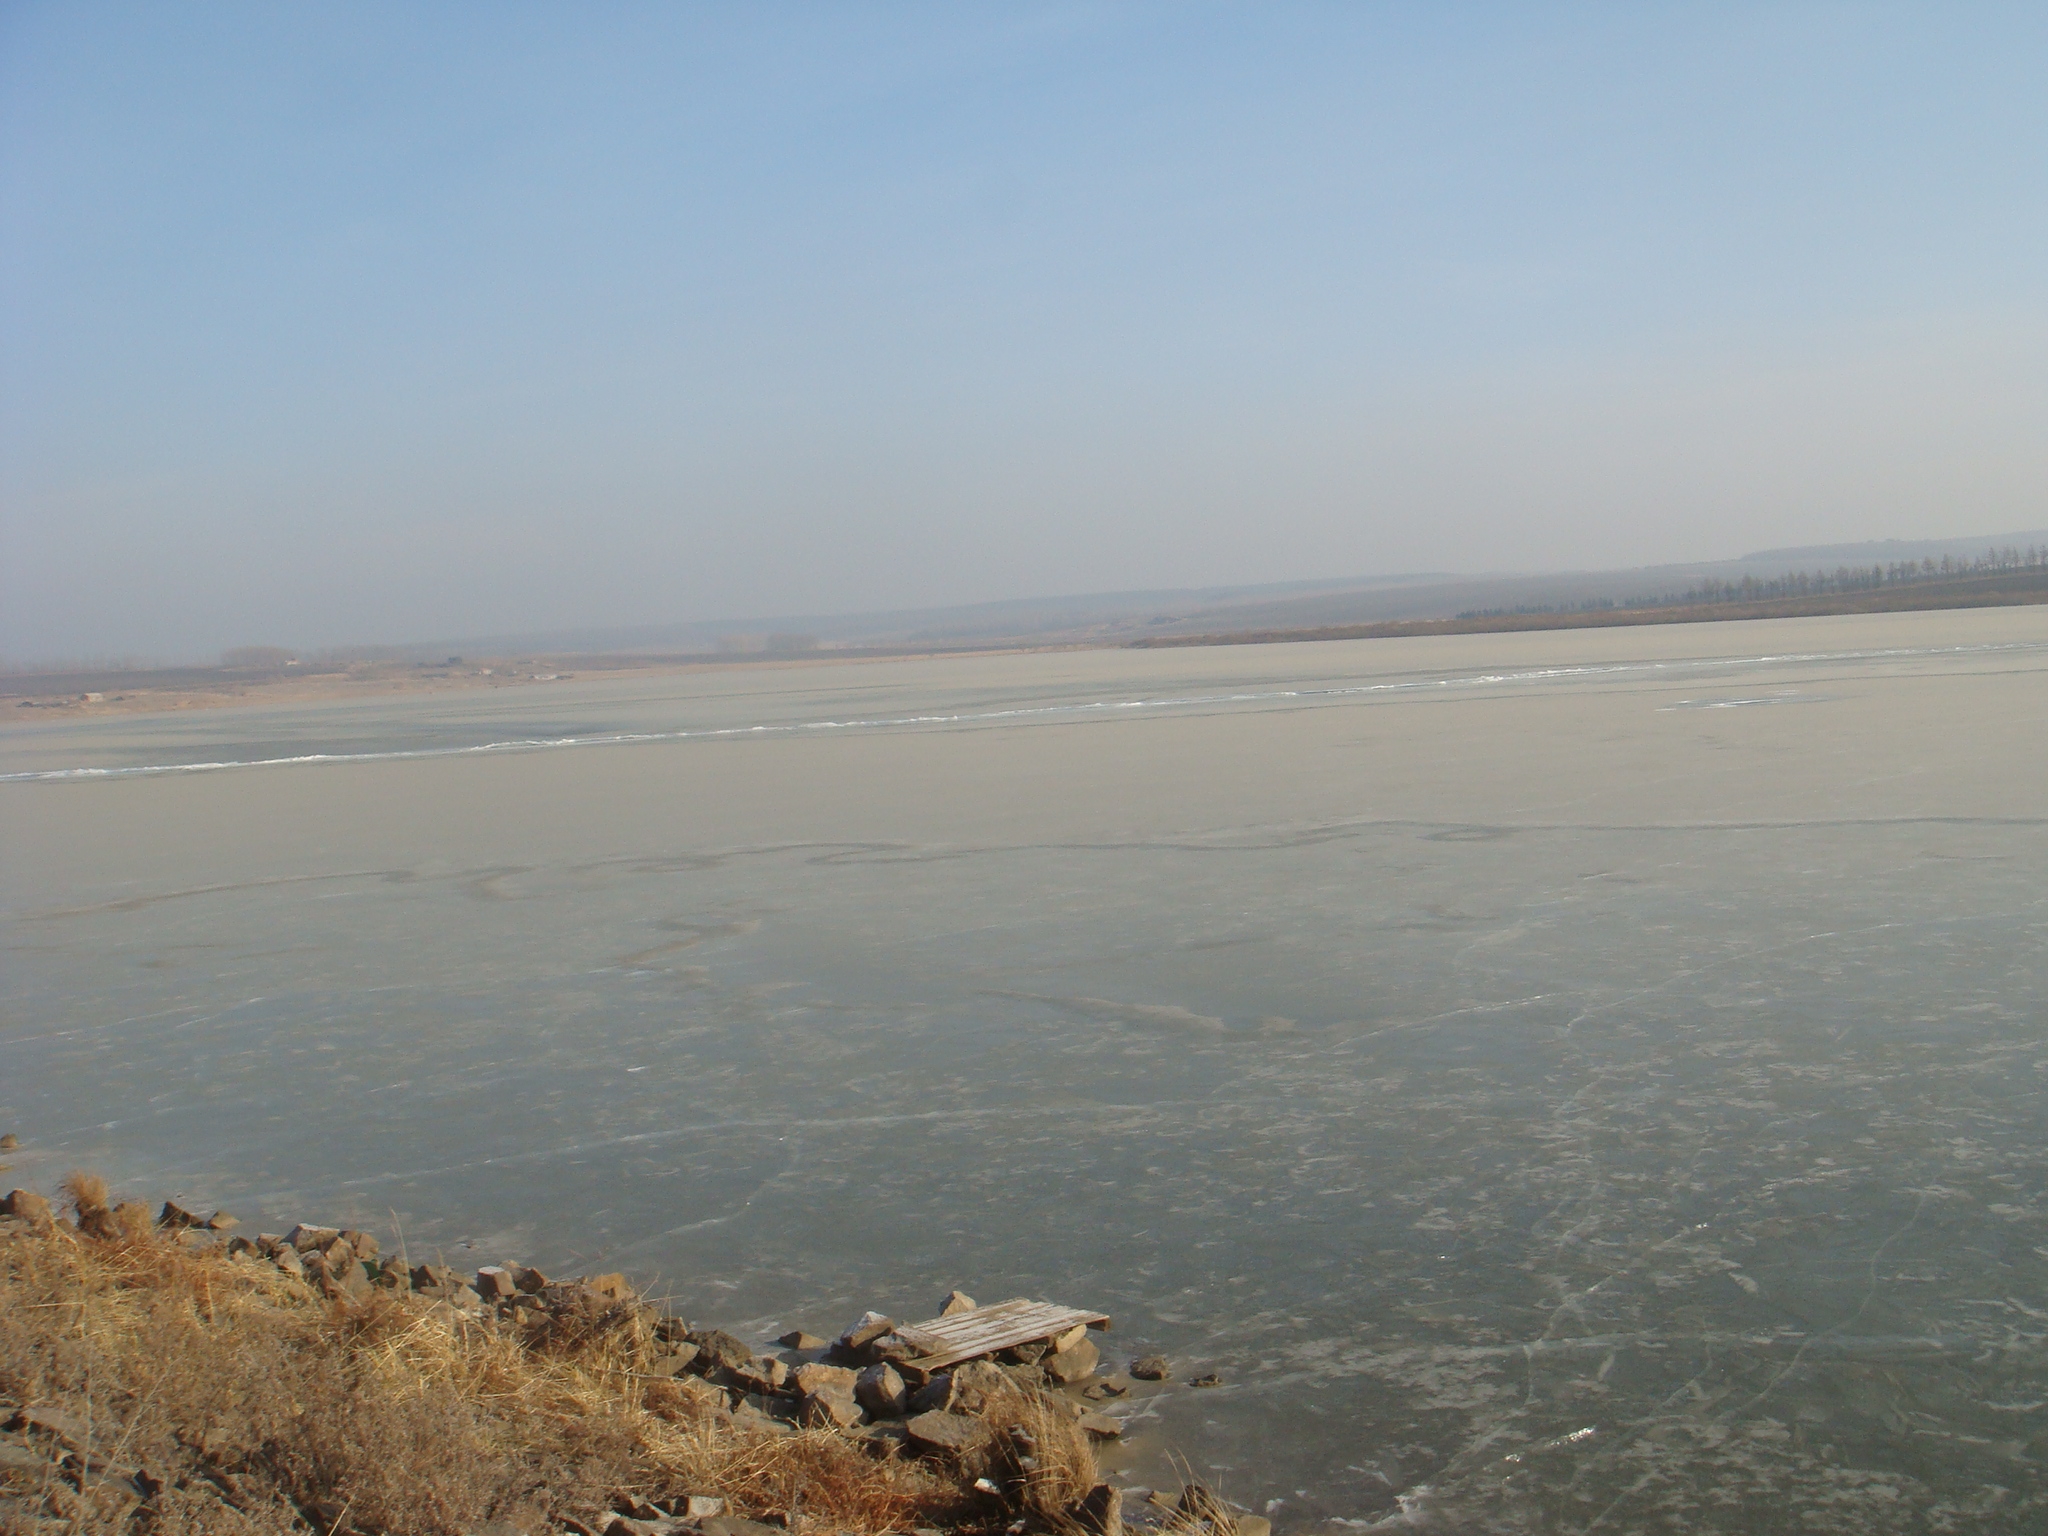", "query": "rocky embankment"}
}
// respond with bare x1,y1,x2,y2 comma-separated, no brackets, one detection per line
0,1173,1261,1536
